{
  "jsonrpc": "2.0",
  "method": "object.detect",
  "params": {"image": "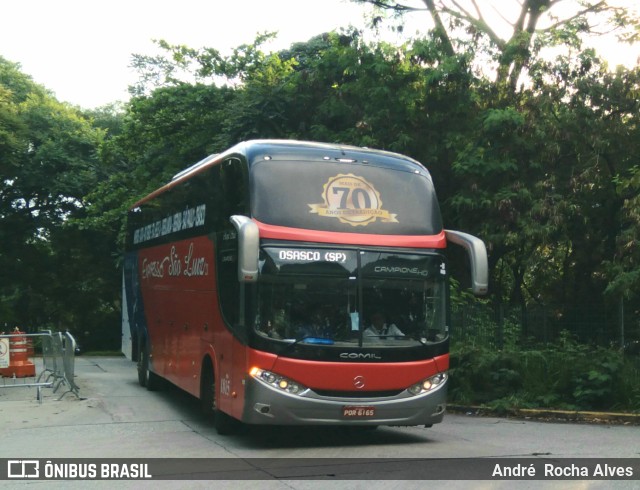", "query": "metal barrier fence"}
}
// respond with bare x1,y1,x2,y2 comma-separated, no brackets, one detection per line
451,300,640,351
0,330,80,402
